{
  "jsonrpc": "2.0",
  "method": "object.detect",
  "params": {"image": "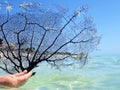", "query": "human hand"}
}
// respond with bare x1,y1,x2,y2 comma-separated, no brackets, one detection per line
0,70,32,87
